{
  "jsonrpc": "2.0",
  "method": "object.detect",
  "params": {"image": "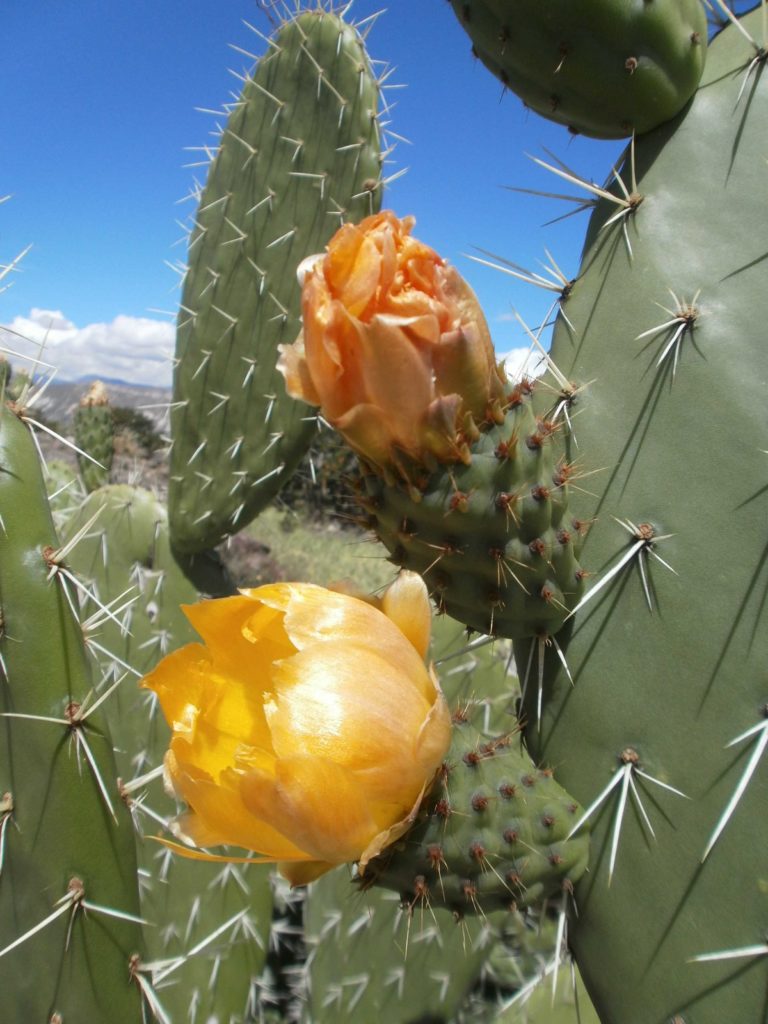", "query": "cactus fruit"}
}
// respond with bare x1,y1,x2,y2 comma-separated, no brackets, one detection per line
60,483,273,1022
515,9,768,1022
74,380,115,492
169,7,385,554
357,376,587,641
449,0,707,138
0,403,143,1020
362,692,590,917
